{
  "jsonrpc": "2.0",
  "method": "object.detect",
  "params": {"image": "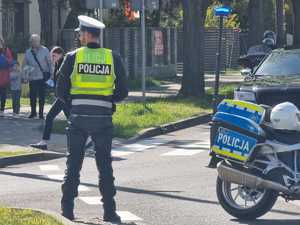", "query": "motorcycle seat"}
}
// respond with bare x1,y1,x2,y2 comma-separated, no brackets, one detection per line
261,123,300,145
